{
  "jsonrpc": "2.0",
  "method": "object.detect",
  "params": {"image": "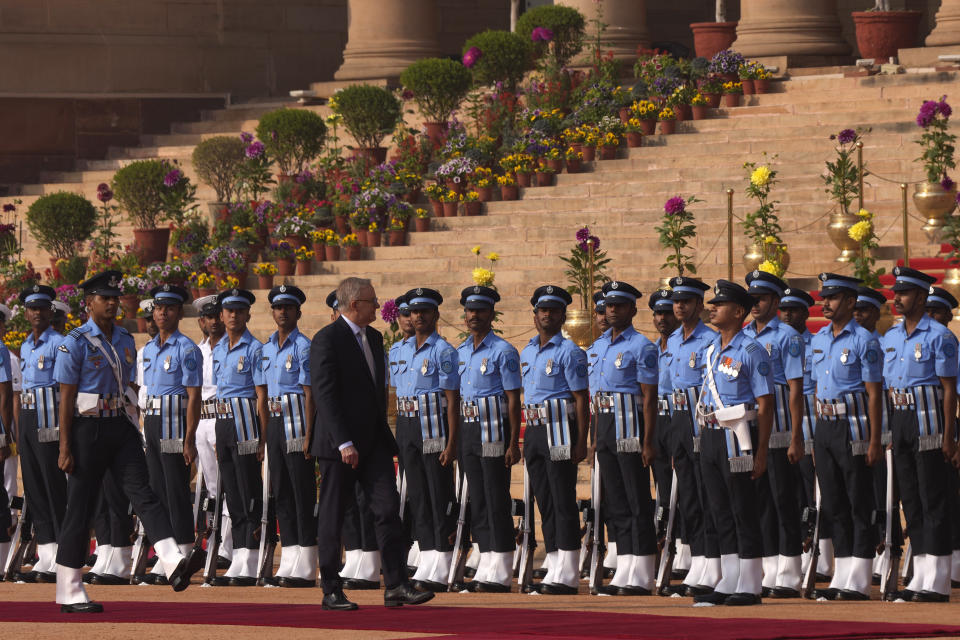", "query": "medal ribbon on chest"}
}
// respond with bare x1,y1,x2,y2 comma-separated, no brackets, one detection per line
480,357,488,374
